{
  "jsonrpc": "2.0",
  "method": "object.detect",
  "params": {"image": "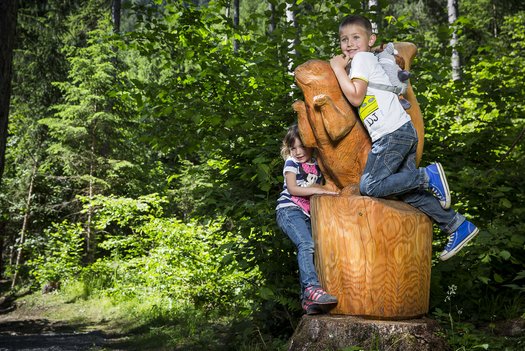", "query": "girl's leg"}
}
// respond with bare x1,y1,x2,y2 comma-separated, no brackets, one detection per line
276,207,319,296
